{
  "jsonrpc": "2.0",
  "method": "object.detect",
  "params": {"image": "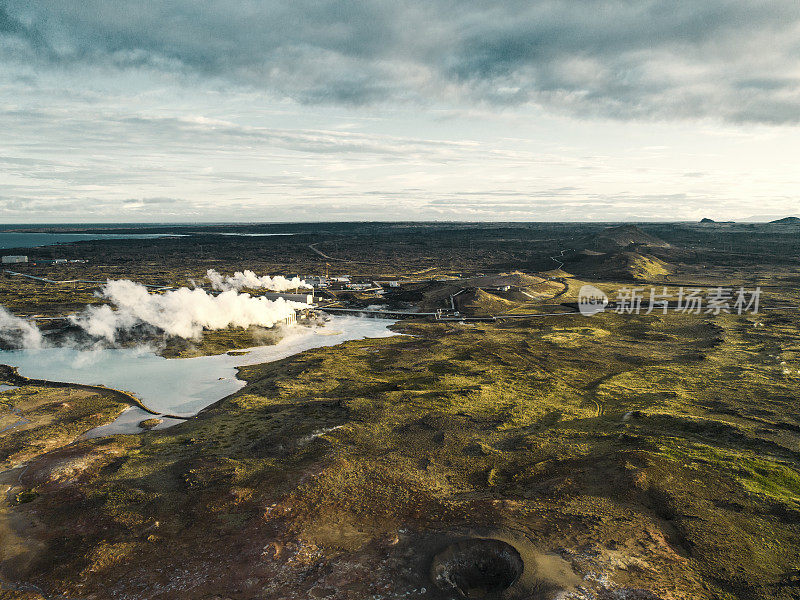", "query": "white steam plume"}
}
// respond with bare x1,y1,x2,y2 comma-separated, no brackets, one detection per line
206,269,311,292
71,280,307,341
0,305,43,349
